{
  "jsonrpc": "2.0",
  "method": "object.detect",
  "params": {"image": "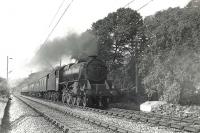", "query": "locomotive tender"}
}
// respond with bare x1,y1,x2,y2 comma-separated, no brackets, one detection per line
21,56,112,107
